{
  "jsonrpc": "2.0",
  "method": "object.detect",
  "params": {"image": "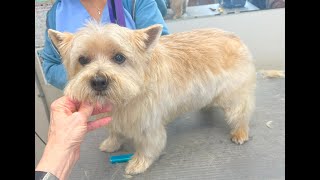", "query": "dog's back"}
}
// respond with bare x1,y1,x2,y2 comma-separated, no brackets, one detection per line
150,29,255,115
159,28,253,70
